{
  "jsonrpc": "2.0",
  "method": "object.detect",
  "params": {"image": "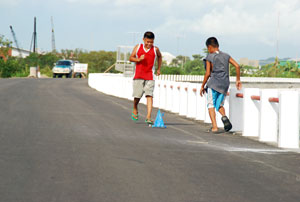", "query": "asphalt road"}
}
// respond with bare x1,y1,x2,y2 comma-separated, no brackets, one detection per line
1,78,300,202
